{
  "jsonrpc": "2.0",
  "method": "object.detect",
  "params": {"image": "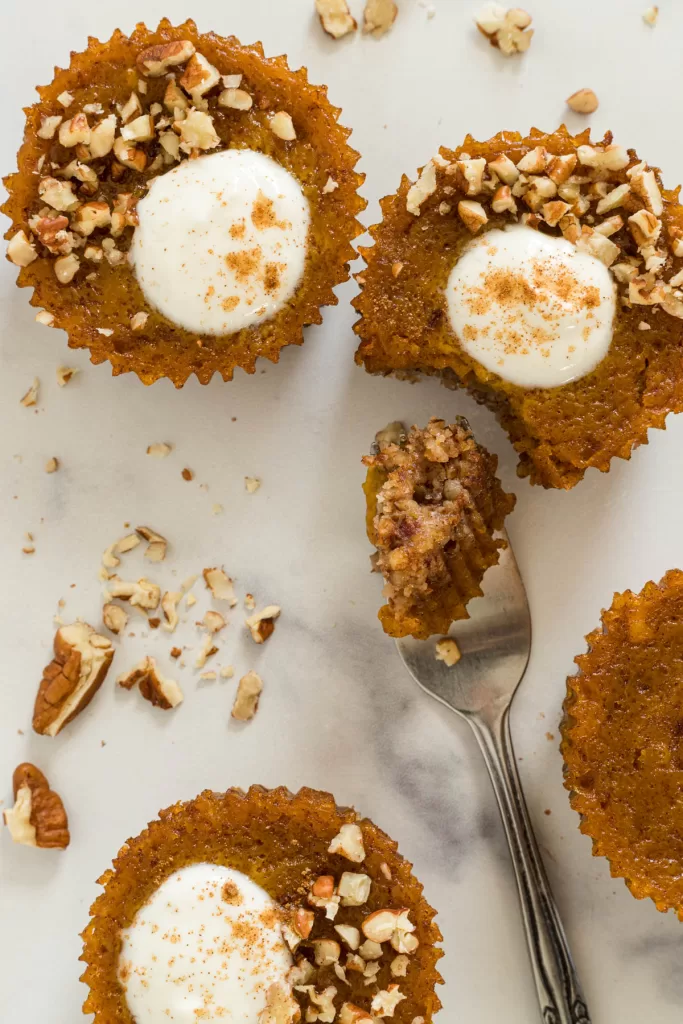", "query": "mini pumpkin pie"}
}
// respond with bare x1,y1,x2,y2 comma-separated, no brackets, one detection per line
354,127,683,488
561,570,683,920
363,418,515,639
81,785,443,1024
3,20,364,386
